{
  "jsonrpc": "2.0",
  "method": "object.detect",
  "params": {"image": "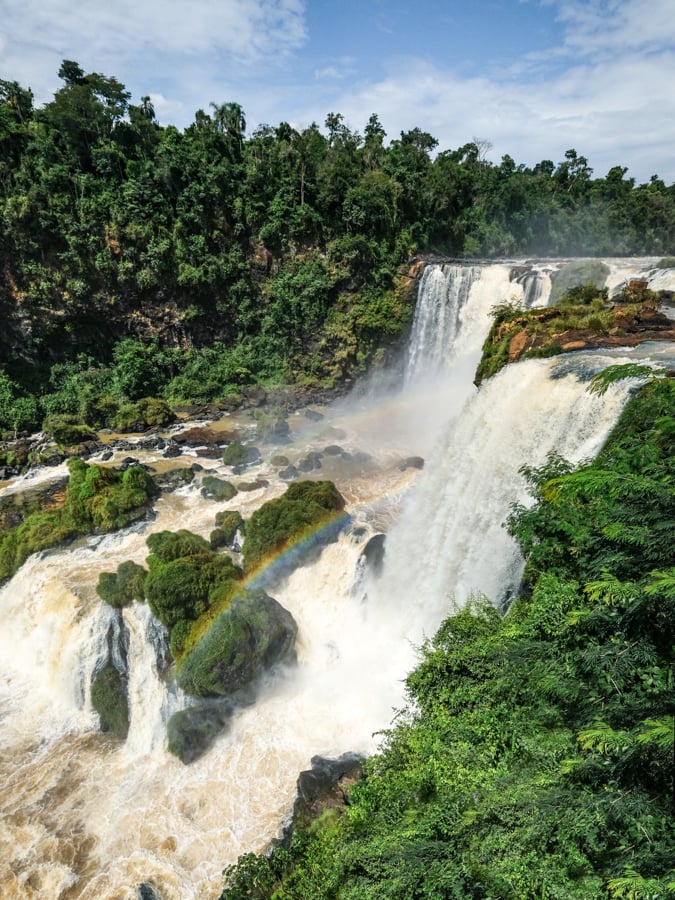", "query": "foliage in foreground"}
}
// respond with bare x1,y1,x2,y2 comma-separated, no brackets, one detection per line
221,377,675,898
